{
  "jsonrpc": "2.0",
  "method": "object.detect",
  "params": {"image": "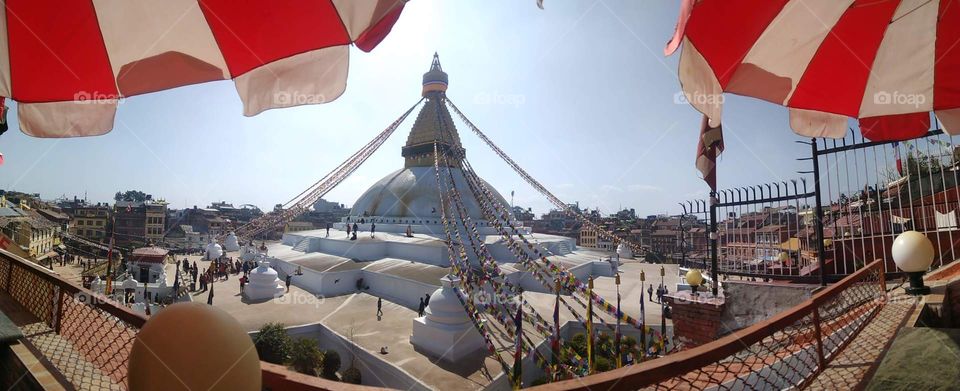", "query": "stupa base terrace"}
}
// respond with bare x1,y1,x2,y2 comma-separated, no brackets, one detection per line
263,226,621,307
